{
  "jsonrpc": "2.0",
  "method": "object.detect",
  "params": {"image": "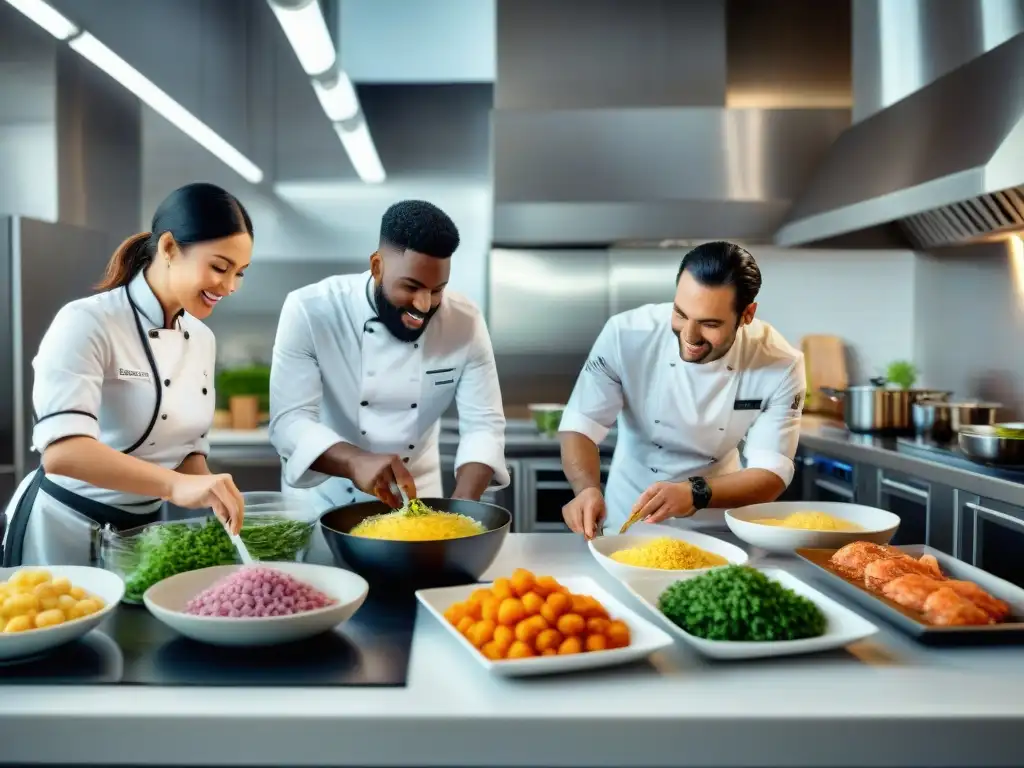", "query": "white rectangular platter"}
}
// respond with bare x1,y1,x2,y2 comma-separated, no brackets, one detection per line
622,567,879,660
416,575,674,677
